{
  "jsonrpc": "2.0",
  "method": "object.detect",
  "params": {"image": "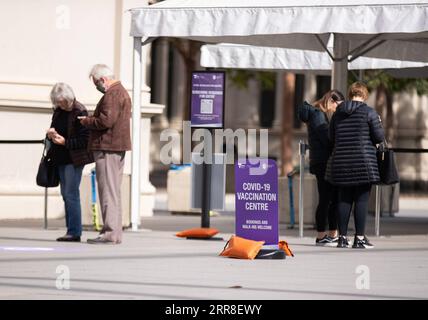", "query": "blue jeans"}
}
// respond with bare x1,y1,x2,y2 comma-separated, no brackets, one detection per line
58,164,84,237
